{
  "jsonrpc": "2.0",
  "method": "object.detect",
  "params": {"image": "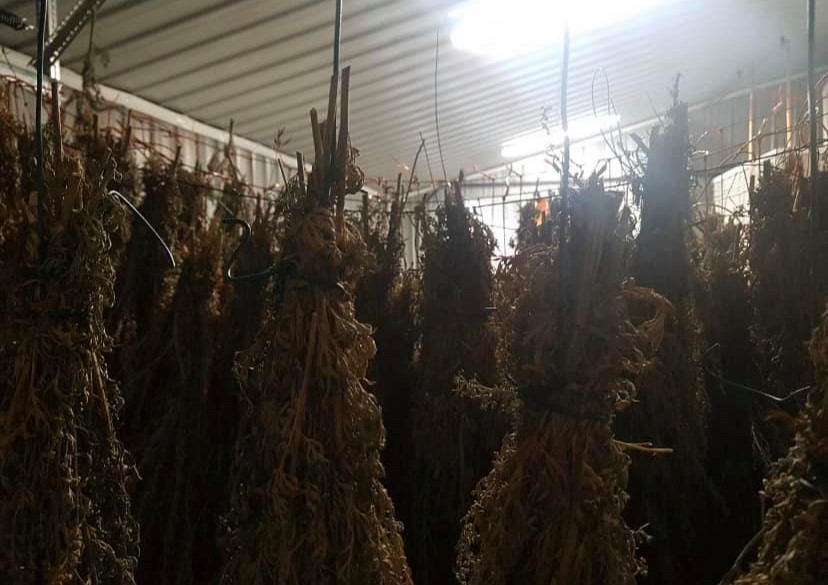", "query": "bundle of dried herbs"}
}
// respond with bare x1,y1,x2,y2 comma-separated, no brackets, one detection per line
104,158,223,584
614,103,720,585
457,180,669,585
355,184,406,377
75,119,139,262
354,184,420,523
0,119,138,583
723,309,828,585
405,181,506,585
131,215,228,585
0,91,24,252
108,159,212,443
221,69,412,584
694,213,765,582
107,158,185,391
749,161,828,430
207,189,283,584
